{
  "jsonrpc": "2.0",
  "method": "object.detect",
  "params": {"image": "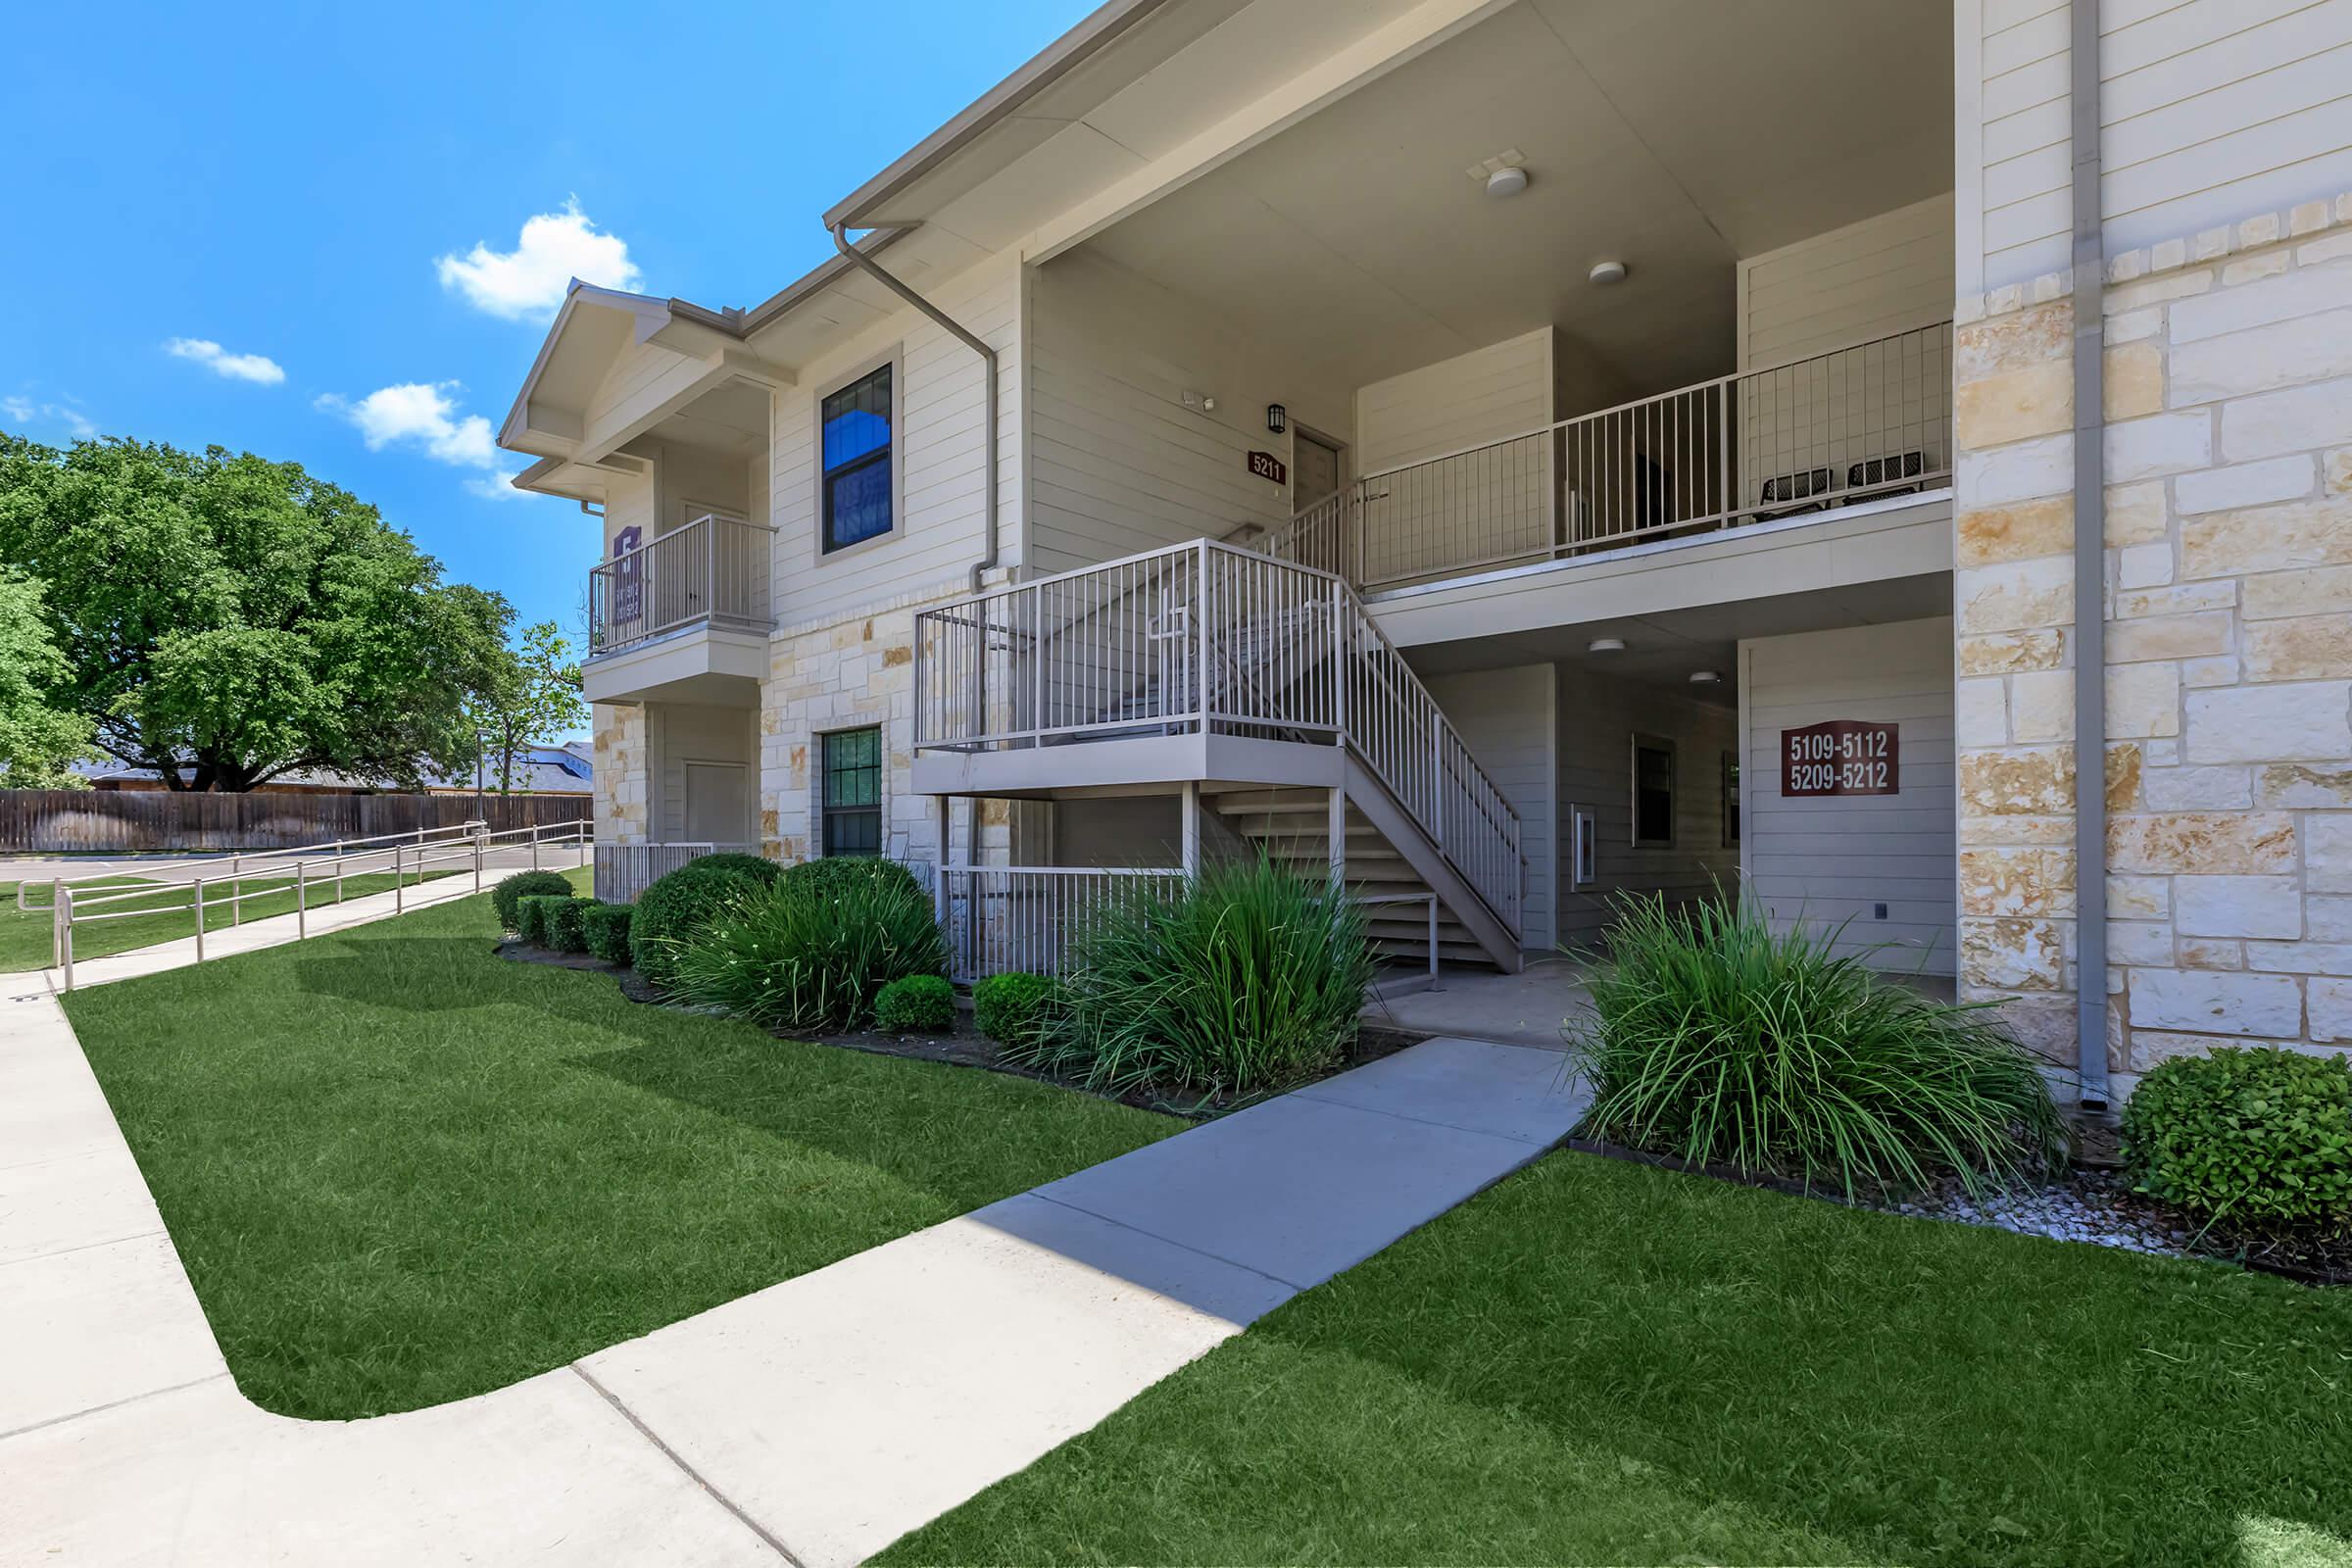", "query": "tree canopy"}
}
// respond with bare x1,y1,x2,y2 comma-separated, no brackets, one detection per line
465,619,586,795
0,567,95,786
0,433,509,791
